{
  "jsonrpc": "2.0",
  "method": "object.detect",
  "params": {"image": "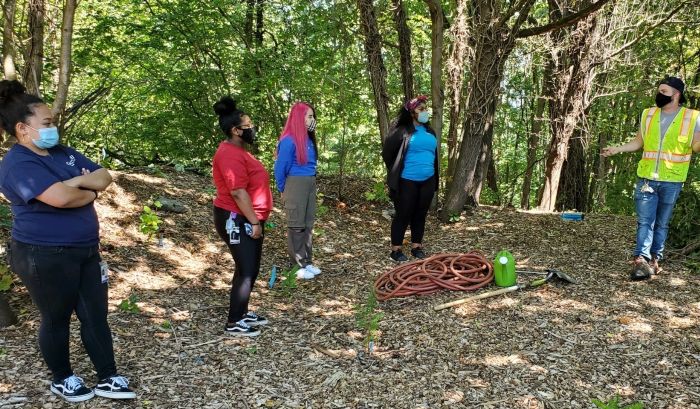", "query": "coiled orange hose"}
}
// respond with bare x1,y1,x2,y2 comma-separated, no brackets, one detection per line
374,252,494,301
